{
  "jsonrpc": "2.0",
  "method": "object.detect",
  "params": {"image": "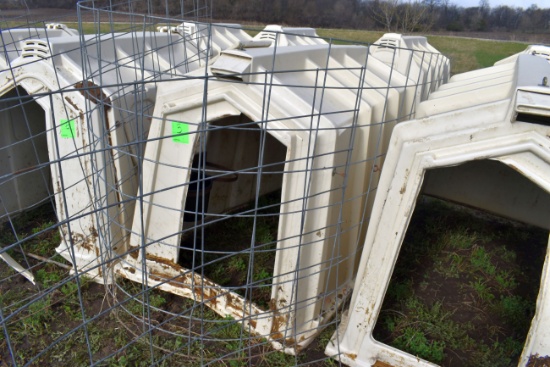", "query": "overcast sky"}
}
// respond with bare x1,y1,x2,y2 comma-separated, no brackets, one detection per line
456,0,549,8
